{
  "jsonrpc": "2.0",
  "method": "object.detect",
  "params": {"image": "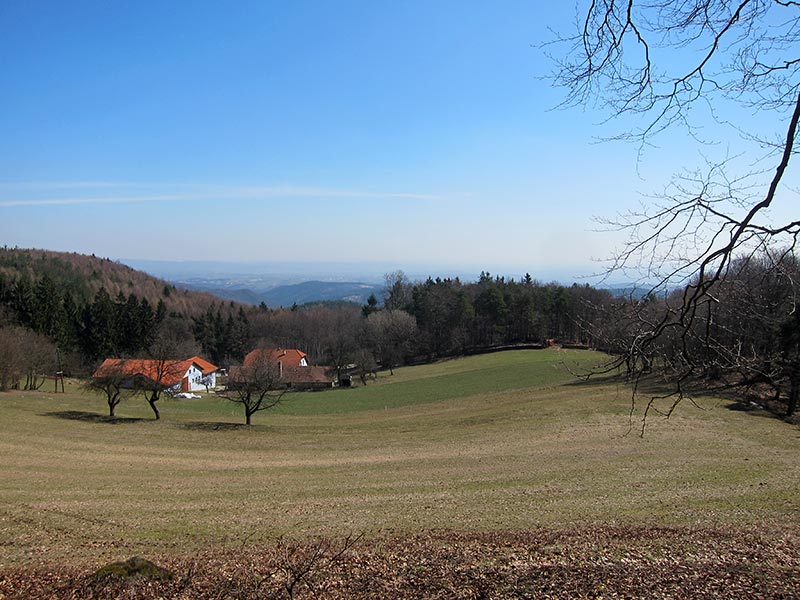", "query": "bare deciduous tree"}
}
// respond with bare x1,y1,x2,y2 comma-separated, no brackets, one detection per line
136,322,198,420
224,351,288,425
366,309,418,375
275,534,362,600
86,360,131,417
0,326,24,391
0,326,56,391
554,1,800,422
